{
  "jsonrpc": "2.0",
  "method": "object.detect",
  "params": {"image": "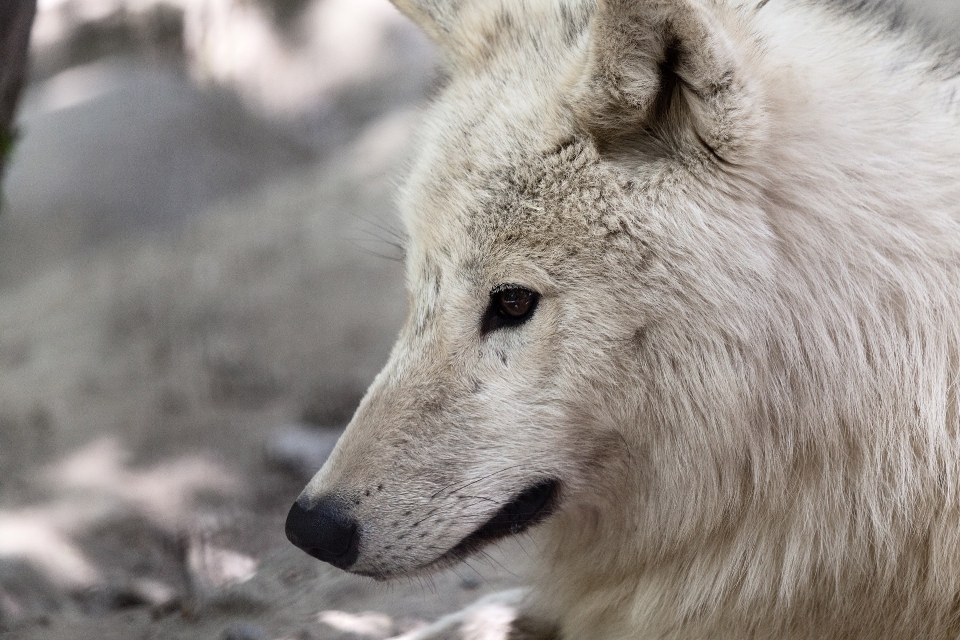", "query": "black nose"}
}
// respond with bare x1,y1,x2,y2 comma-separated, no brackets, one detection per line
285,496,359,569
